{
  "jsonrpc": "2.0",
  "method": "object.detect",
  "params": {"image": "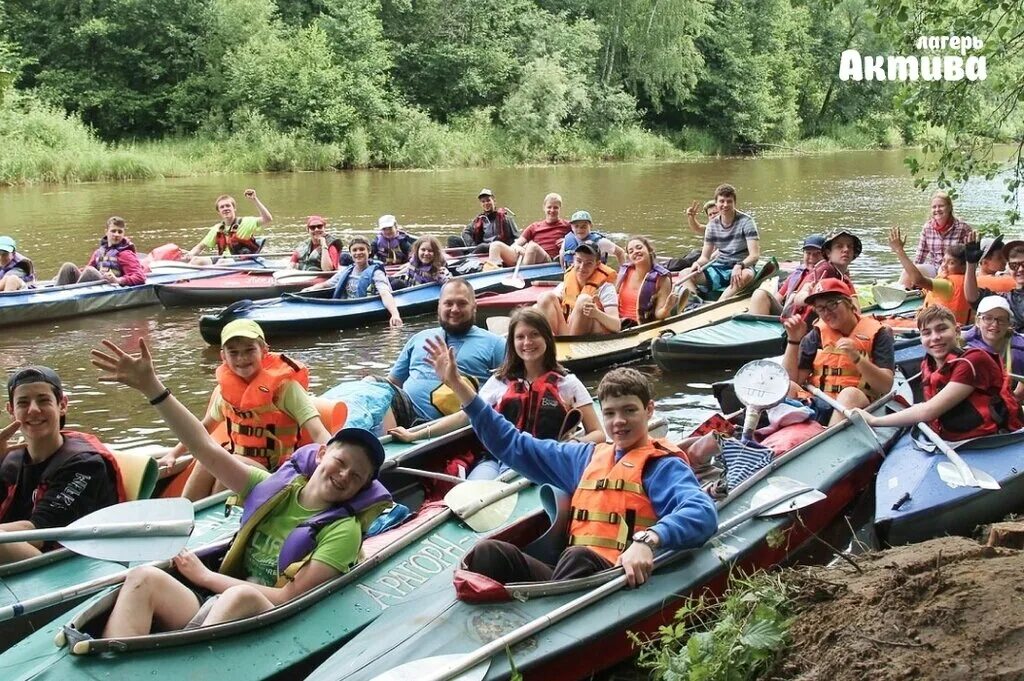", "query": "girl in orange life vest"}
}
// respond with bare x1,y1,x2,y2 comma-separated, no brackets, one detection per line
854,305,1024,440
890,226,974,324
535,242,621,336
782,278,896,426
616,236,682,328
91,338,387,637
387,309,604,467
158,319,331,501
